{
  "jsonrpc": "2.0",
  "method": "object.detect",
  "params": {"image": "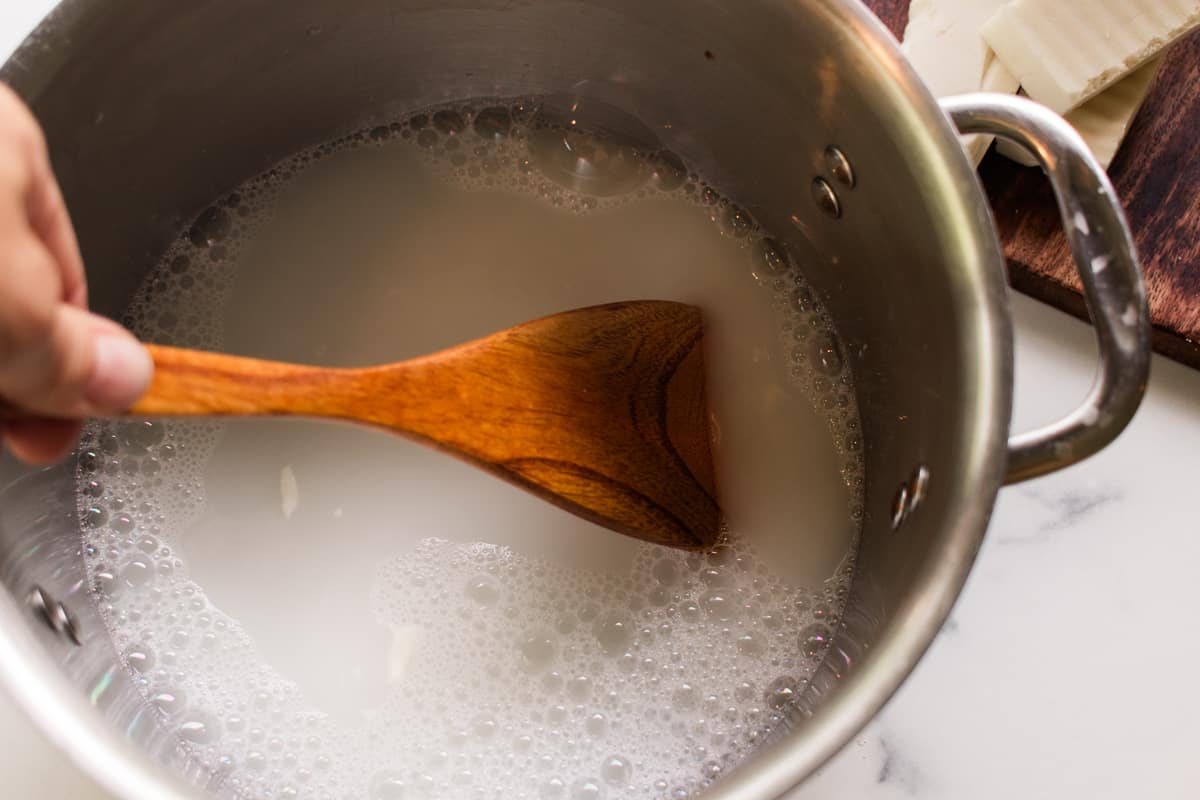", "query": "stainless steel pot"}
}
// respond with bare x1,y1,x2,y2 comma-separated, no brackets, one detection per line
0,1,1150,798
